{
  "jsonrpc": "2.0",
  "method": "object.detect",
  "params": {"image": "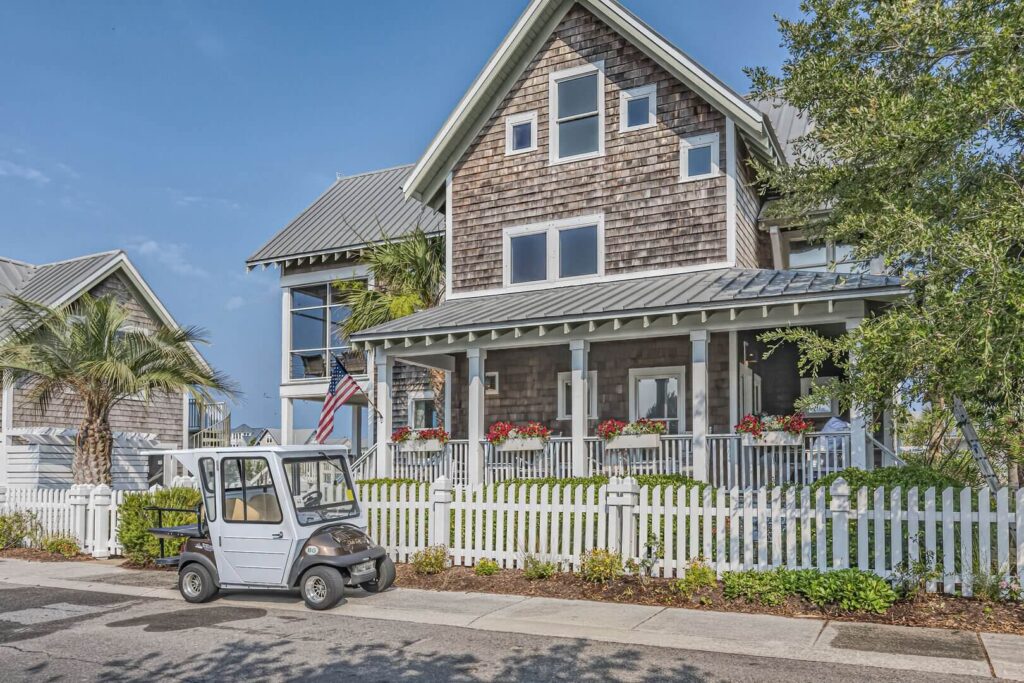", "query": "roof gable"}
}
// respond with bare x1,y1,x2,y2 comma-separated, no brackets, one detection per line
404,0,782,206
